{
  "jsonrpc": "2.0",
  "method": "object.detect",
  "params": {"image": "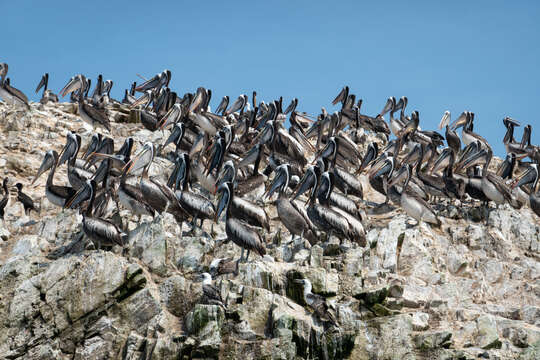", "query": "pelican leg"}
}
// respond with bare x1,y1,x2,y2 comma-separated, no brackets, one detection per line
245,250,251,263
240,248,245,262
